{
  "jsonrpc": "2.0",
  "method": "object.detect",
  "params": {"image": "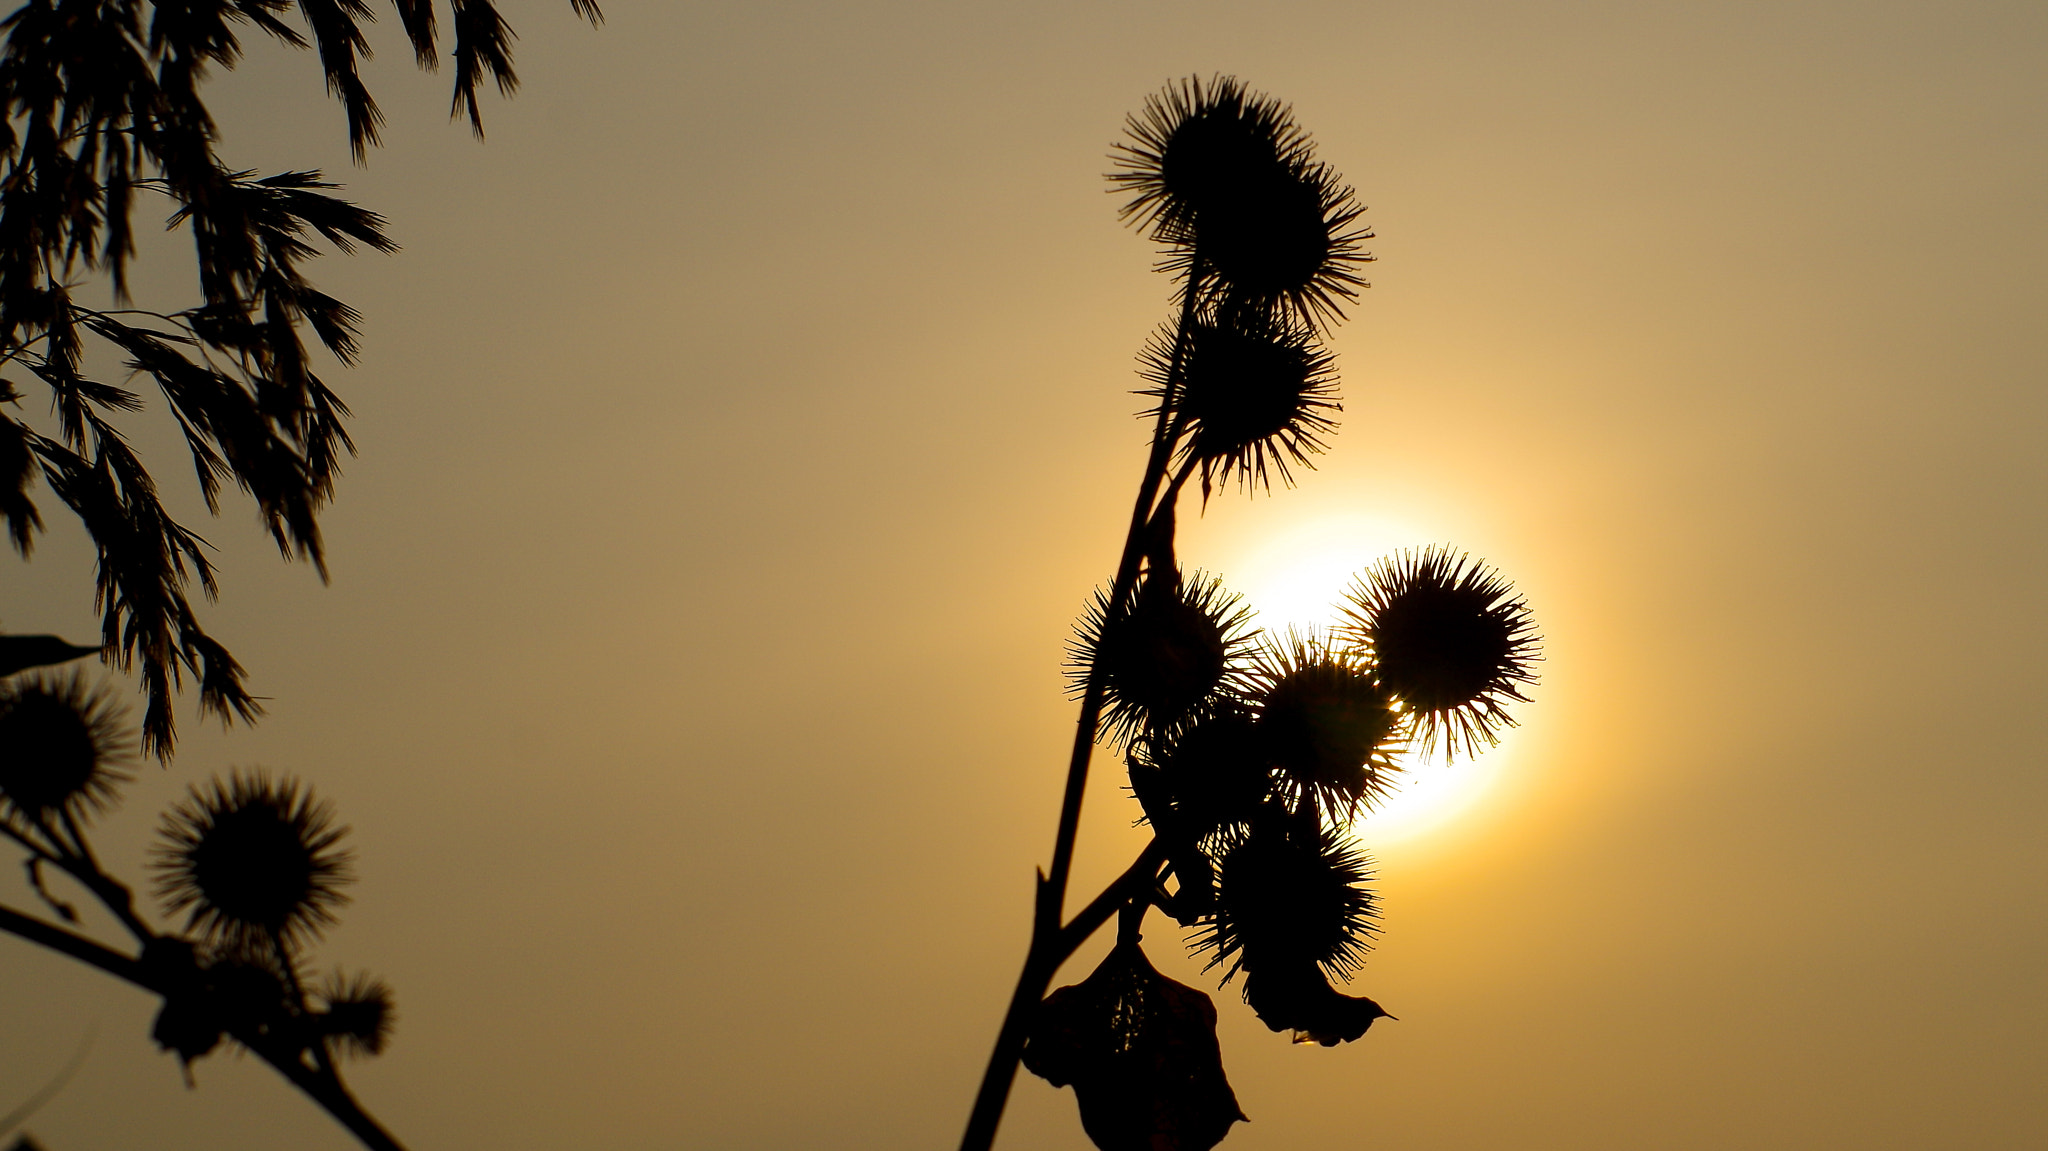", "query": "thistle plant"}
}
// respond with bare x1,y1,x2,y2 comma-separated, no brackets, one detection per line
958,77,1542,1151
0,3,599,1147
0,637,400,1147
